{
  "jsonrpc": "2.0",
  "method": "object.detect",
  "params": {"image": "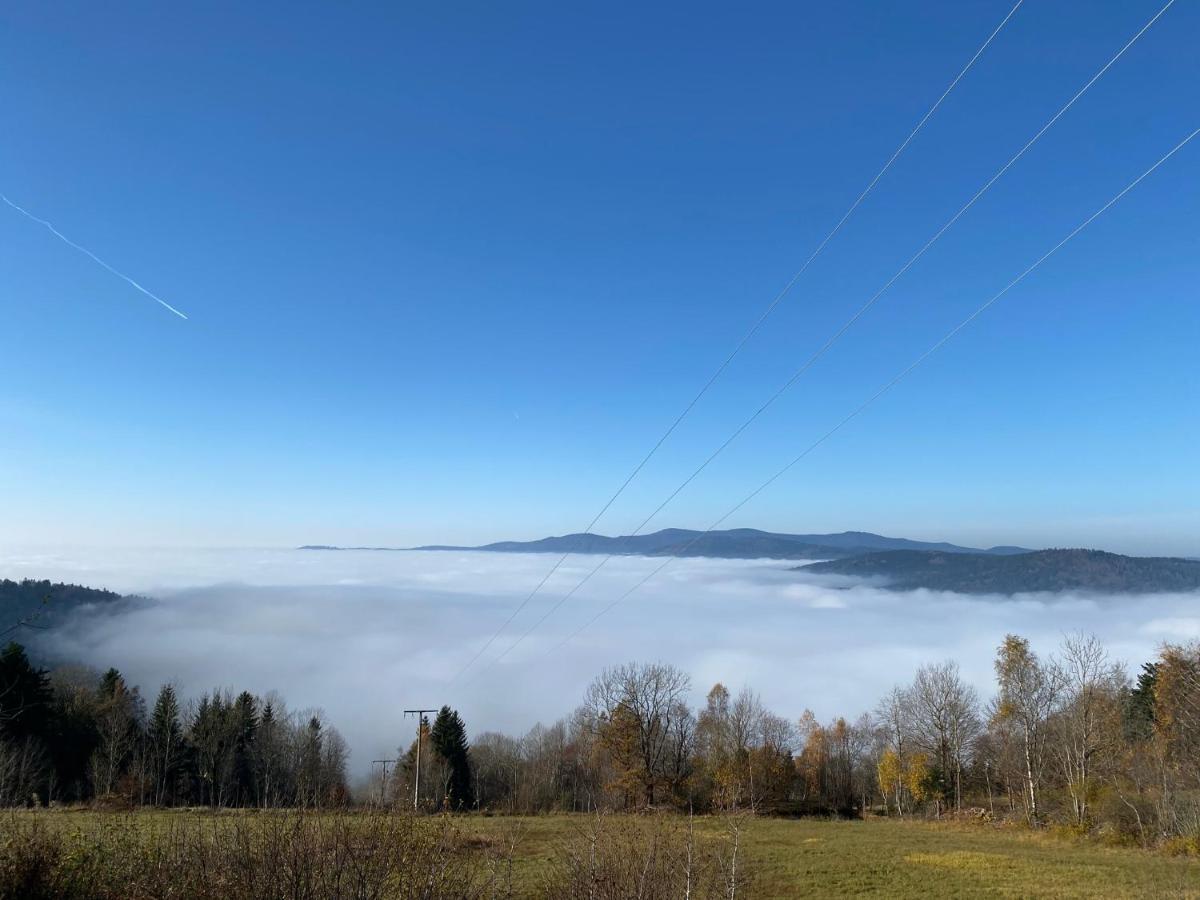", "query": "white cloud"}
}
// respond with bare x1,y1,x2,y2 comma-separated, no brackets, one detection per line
1140,617,1200,639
